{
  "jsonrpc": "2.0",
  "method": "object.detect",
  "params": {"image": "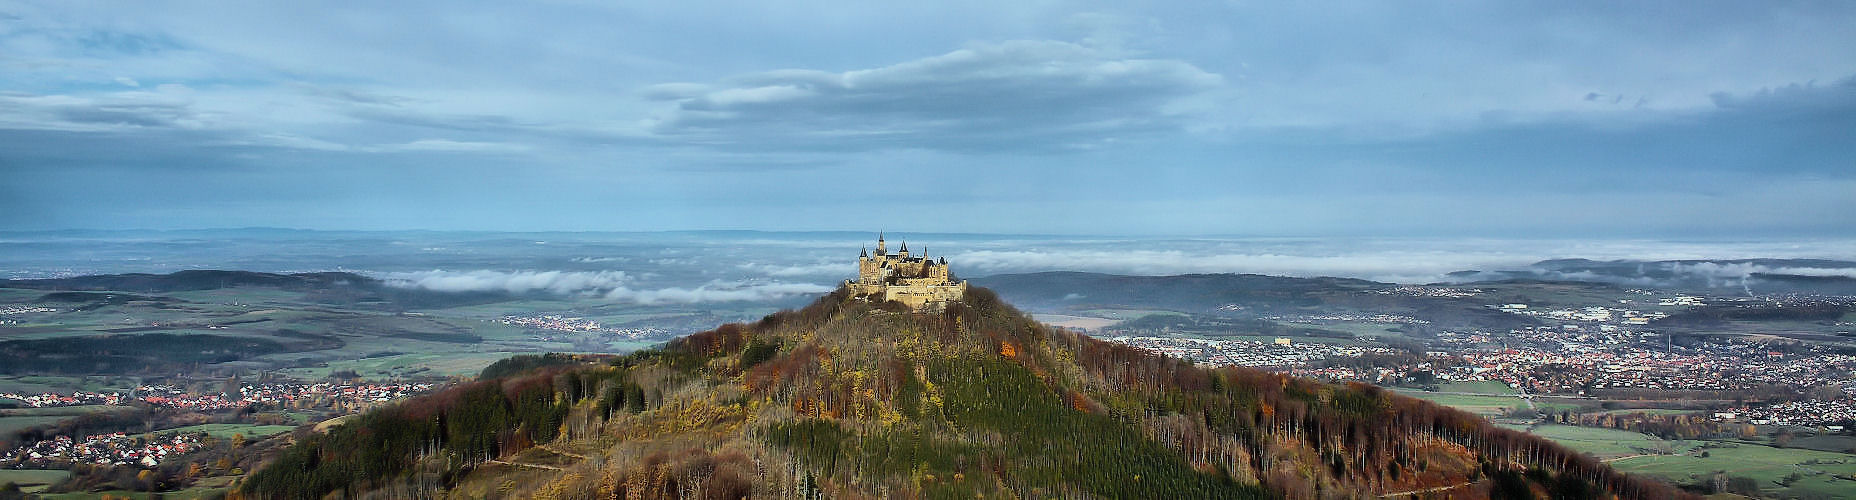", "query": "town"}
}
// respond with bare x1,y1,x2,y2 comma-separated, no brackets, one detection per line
2,432,203,469
1107,291,1856,429
497,313,670,341
2,381,437,412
